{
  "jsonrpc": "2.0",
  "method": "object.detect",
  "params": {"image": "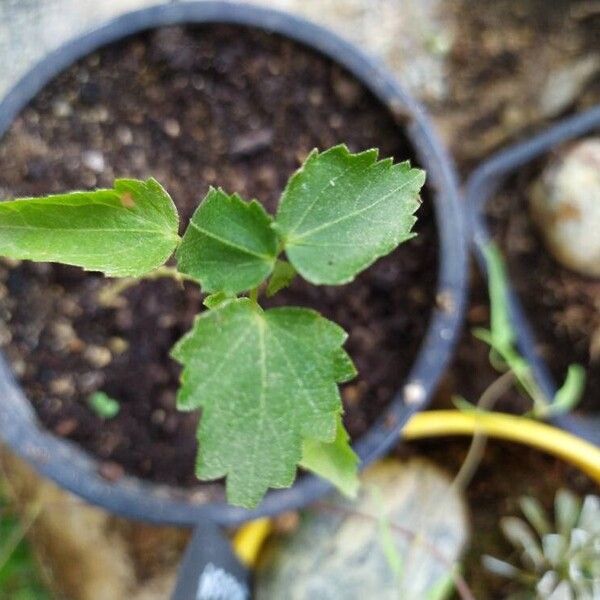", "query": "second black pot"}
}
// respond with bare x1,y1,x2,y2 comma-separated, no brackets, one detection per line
467,106,600,447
